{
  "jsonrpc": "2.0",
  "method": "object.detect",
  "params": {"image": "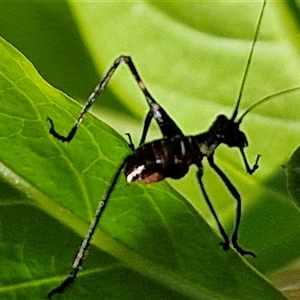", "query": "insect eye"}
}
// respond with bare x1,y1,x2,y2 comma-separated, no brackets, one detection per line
227,130,248,147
